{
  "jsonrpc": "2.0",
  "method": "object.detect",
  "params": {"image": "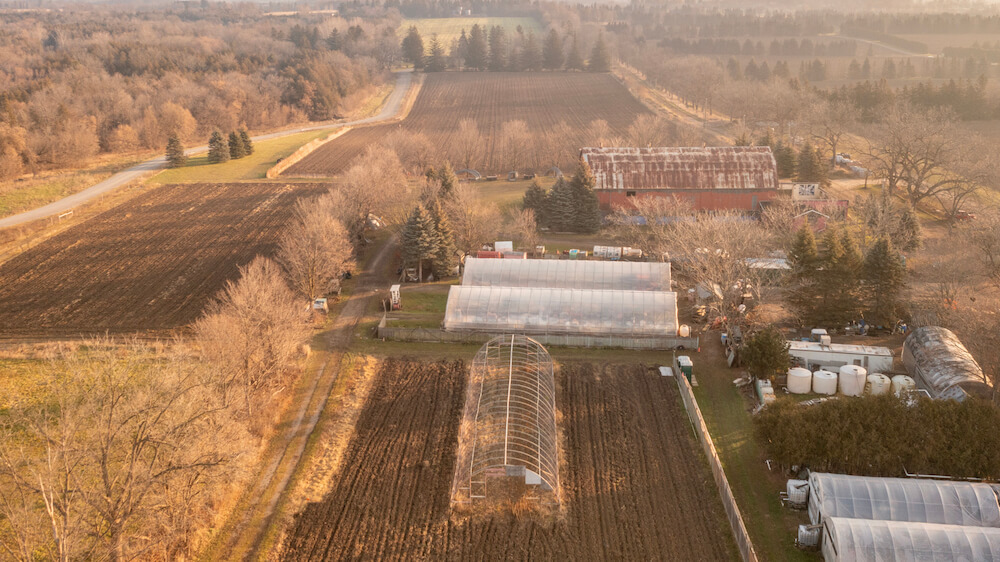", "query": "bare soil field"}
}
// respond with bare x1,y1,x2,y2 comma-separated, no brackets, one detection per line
0,181,326,336
281,359,734,560
283,72,651,177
